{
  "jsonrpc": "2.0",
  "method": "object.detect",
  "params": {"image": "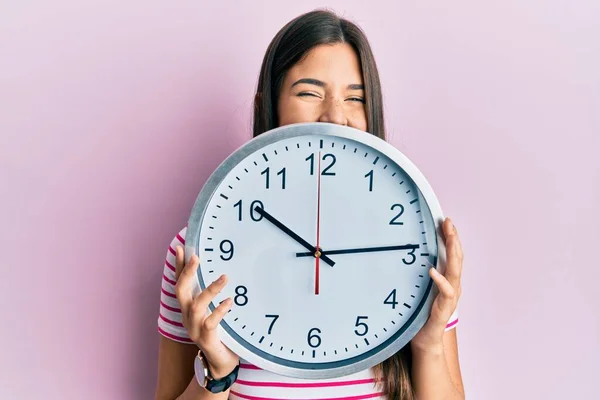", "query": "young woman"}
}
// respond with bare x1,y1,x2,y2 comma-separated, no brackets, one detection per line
155,9,464,400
